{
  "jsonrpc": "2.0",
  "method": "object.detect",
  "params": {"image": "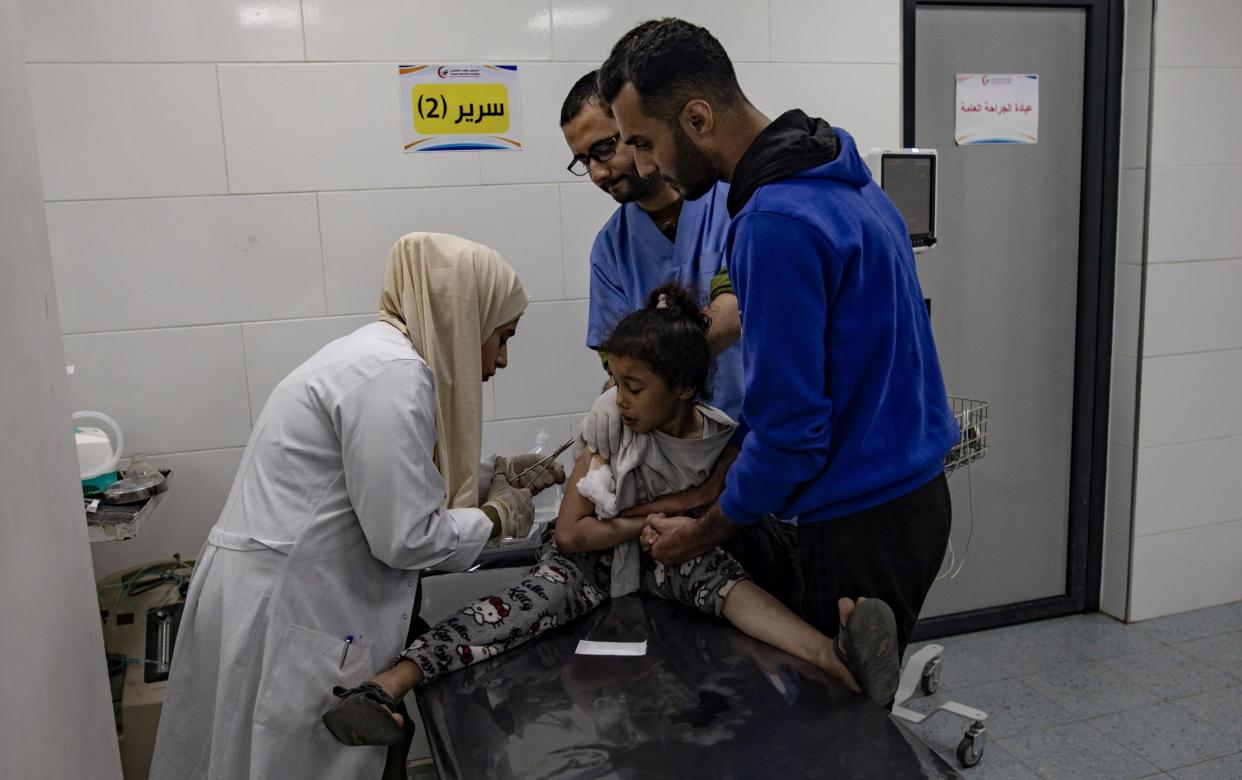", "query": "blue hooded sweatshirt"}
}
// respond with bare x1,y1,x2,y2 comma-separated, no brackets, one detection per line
719,112,958,525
